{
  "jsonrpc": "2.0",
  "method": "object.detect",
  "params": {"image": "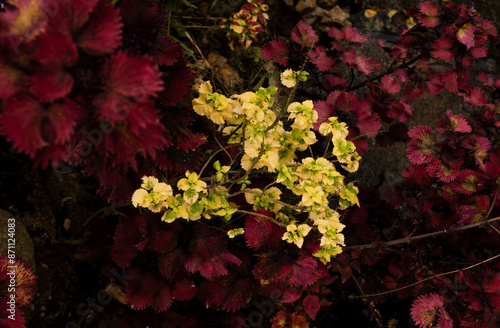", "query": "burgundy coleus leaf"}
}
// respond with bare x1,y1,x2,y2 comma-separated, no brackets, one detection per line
152,280,174,312
379,75,401,94
280,286,302,303
430,37,454,61
112,216,143,267
97,100,167,169
27,69,74,102
185,223,241,280
457,24,476,49
429,159,461,183
461,268,500,293
470,46,488,59
158,248,185,281
403,83,424,102
0,255,37,307
310,46,336,72
452,169,482,195
47,0,100,35
0,56,21,100
417,2,440,28
303,295,320,320
125,268,159,310
289,255,319,286
312,100,335,131
147,220,182,253
34,32,78,67
245,210,285,250
101,51,164,98
322,74,348,90
291,20,318,48
387,99,413,122
260,40,289,66
151,35,180,67
172,278,197,301
0,95,79,164
407,125,437,164
201,272,253,312
425,72,443,95
253,251,293,284
77,0,123,55
437,110,471,133
354,99,381,138
463,87,488,107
